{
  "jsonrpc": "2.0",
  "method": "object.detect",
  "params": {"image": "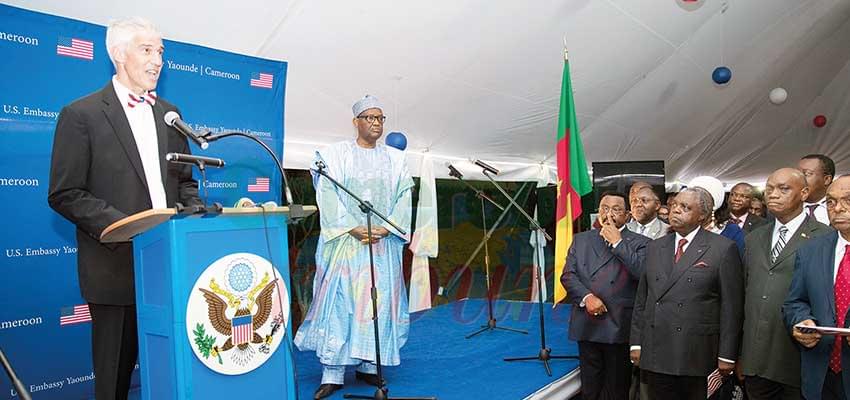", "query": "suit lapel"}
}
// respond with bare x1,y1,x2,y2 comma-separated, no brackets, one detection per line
100,84,148,192
753,221,773,270
825,231,839,316
657,229,710,299
771,217,815,268
647,219,660,239
151,102,169,187
589,232,615,277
